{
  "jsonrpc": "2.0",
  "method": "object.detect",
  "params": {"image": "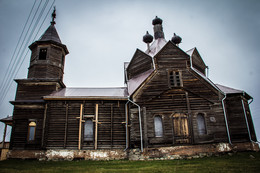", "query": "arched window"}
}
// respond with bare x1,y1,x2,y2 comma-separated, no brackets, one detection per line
84,119,93,141
197,113,206,135
28,121,36,141
154,116,163,137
